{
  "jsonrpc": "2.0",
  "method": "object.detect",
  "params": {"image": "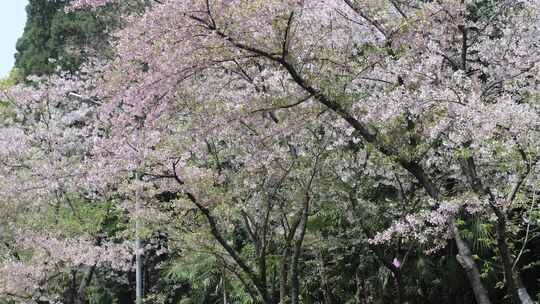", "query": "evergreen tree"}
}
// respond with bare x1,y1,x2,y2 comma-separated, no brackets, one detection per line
14,0,111,78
